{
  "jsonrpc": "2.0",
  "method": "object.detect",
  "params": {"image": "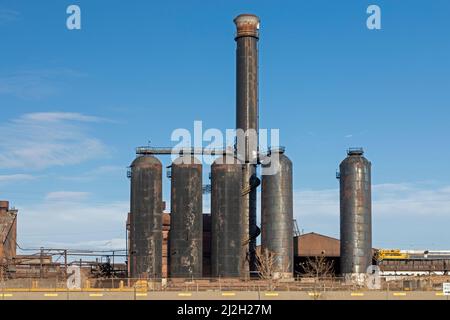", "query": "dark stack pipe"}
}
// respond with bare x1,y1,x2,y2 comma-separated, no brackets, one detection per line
234,14,261,276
